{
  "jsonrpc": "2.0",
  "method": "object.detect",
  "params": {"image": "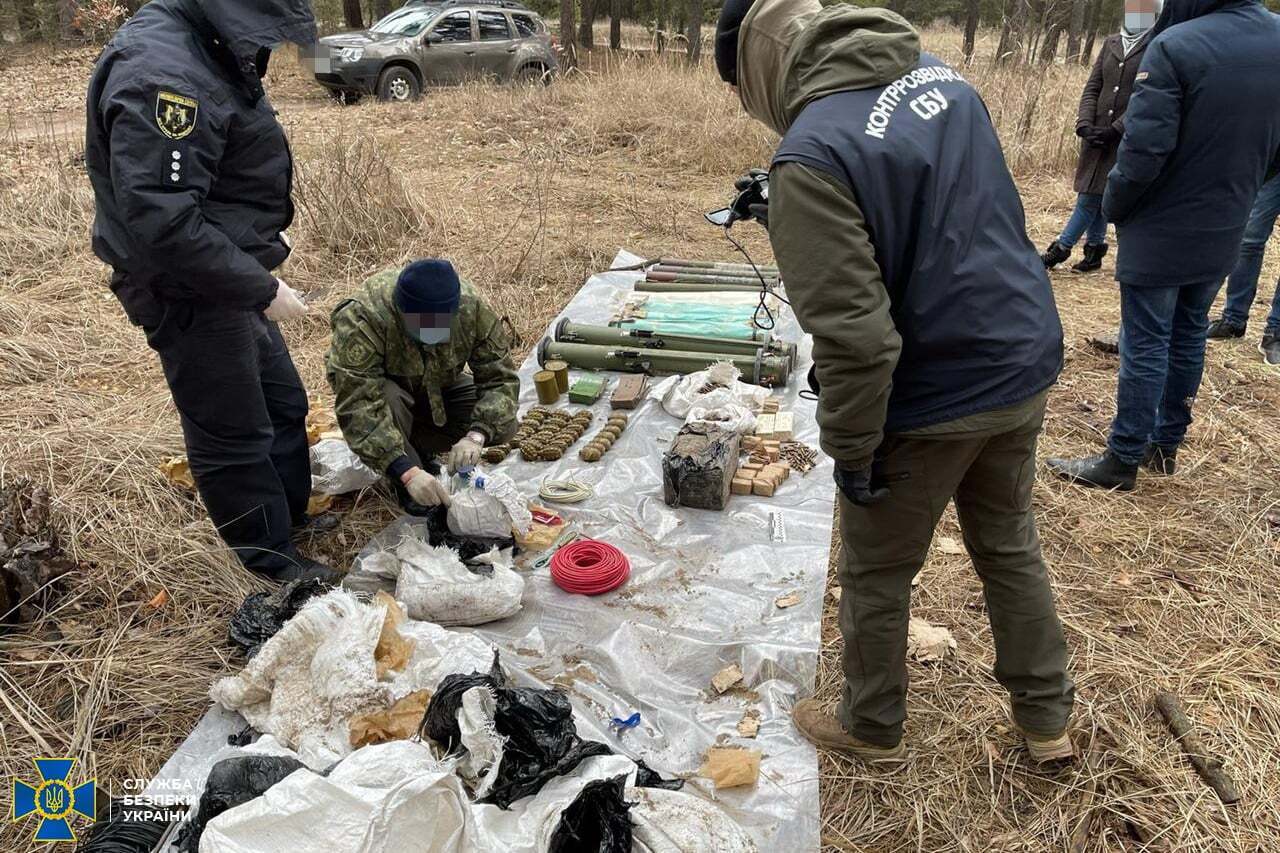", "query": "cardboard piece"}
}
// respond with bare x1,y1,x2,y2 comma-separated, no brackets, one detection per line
711,663,744,694
700,747,762,789
373,592,415,679
611,374,649,409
